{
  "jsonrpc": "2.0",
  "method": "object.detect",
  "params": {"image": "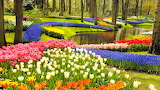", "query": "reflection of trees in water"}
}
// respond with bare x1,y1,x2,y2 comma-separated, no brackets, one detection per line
116,26,153,40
